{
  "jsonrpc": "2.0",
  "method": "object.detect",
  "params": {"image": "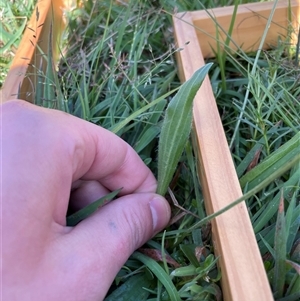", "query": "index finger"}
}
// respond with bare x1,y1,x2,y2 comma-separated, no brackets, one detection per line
5,100,157,196
55,108,157,195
